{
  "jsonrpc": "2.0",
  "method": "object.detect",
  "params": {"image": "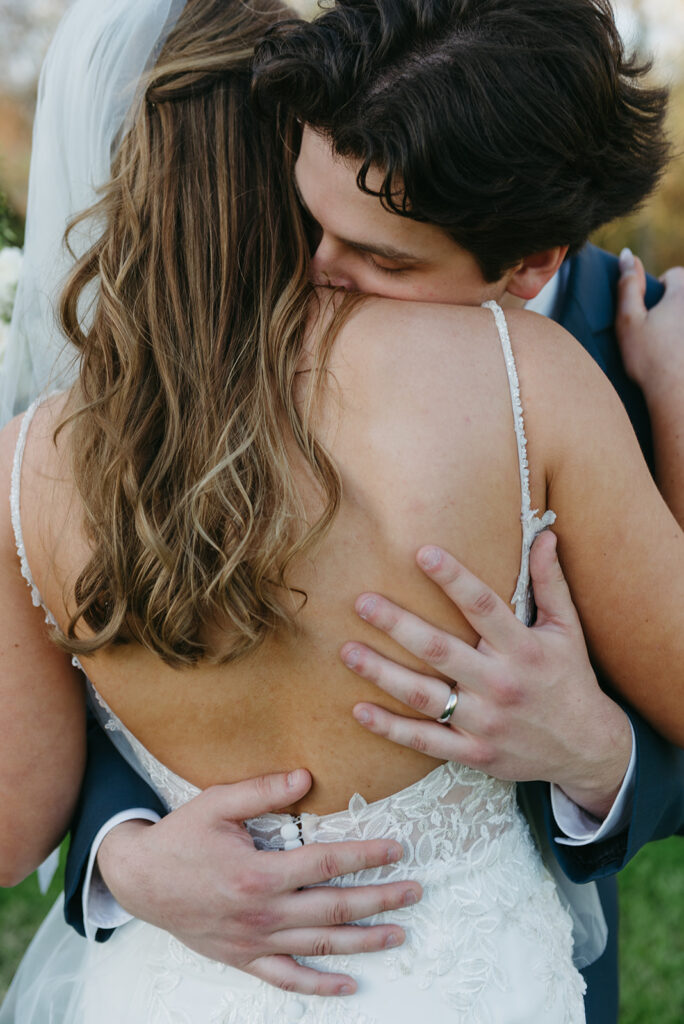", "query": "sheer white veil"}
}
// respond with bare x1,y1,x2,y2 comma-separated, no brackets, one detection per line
0,0,187,426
